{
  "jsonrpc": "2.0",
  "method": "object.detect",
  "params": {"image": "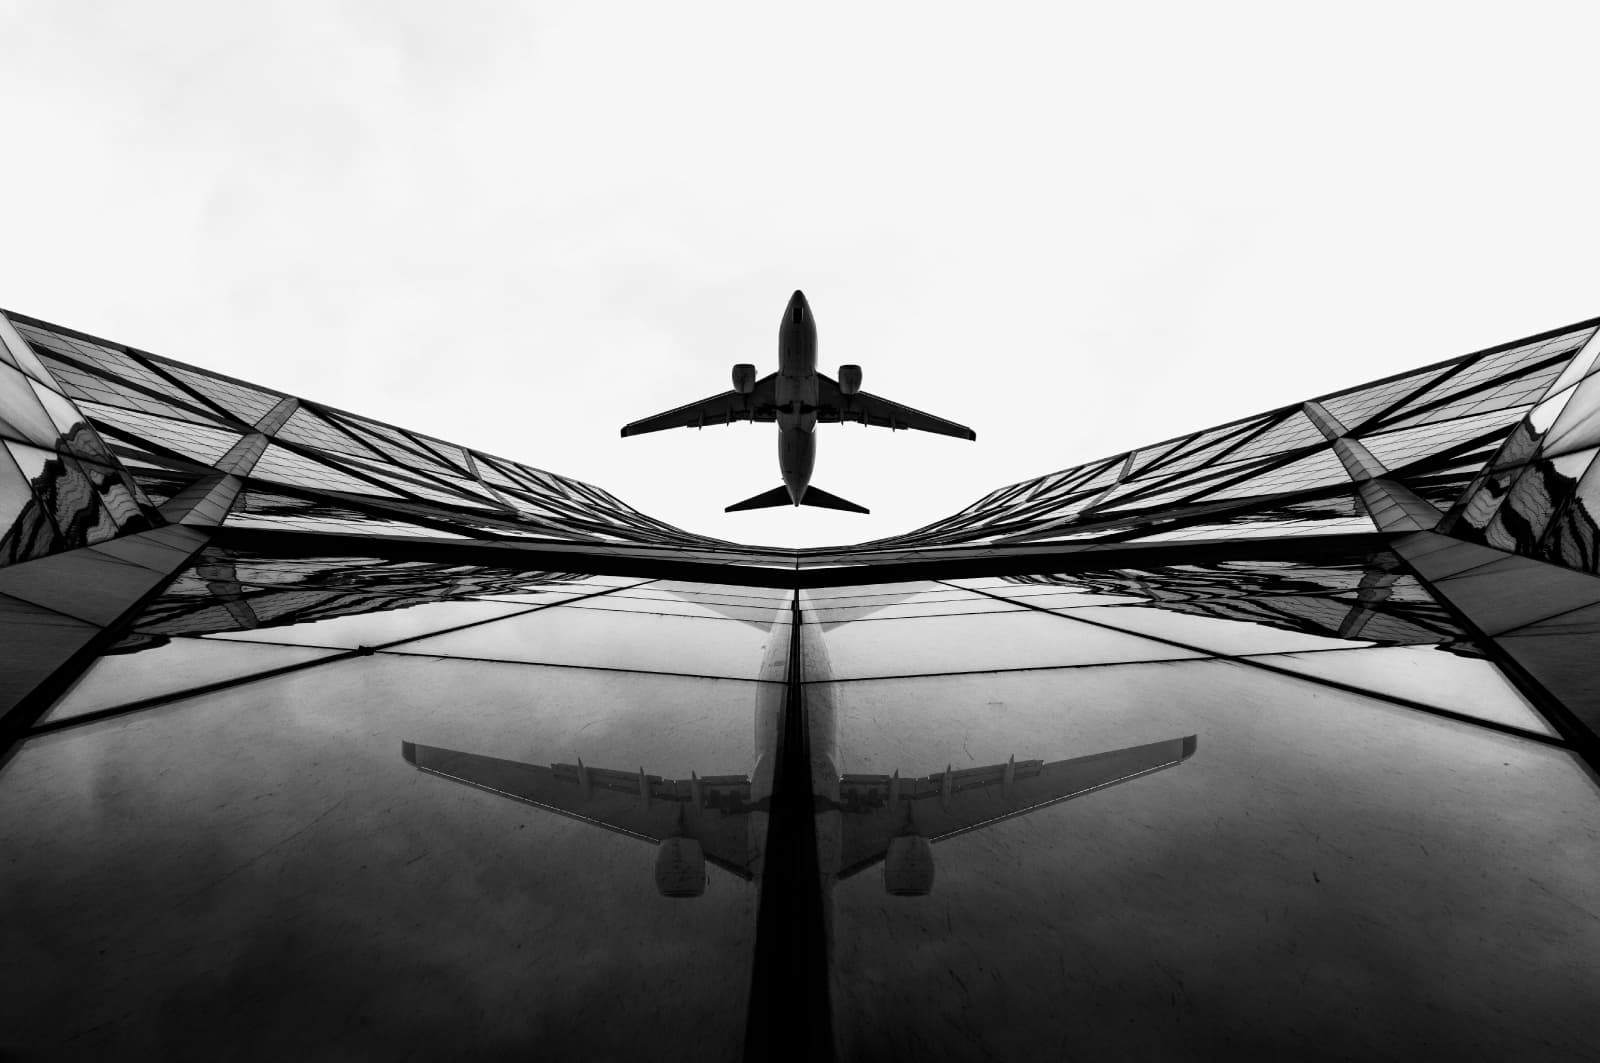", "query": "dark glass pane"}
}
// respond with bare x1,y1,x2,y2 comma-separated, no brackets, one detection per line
817,660,1596,1061
0,443,51,563
4,440,104,550
4,656,762,1058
